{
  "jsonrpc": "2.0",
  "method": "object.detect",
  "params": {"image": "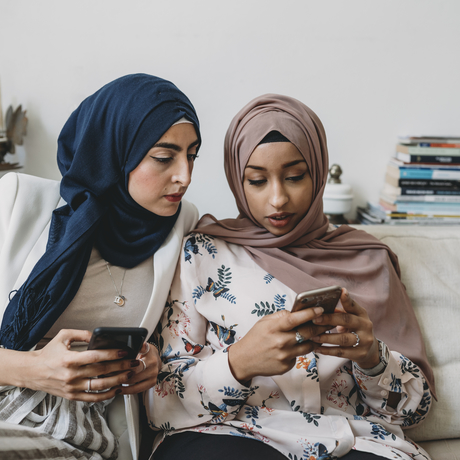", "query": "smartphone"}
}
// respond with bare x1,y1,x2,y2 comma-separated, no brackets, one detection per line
87,327,148,359
291,285,342,314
